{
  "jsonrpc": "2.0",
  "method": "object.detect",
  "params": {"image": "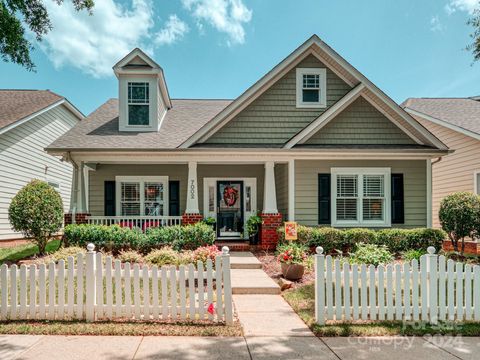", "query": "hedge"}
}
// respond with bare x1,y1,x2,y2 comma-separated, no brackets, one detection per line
277,226,446,254
64,223,215,254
